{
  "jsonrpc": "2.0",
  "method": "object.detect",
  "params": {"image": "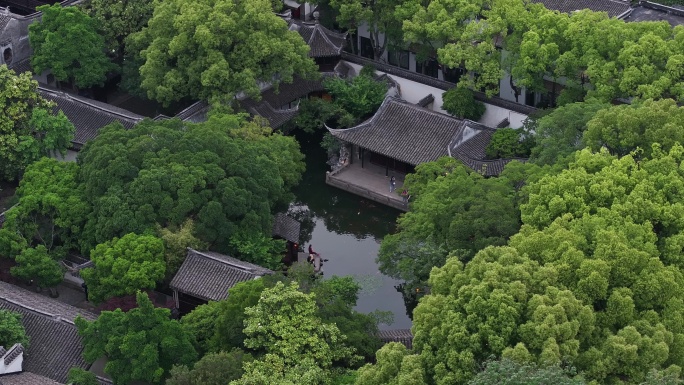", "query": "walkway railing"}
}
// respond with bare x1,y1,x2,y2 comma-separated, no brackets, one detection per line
326,171,408,212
